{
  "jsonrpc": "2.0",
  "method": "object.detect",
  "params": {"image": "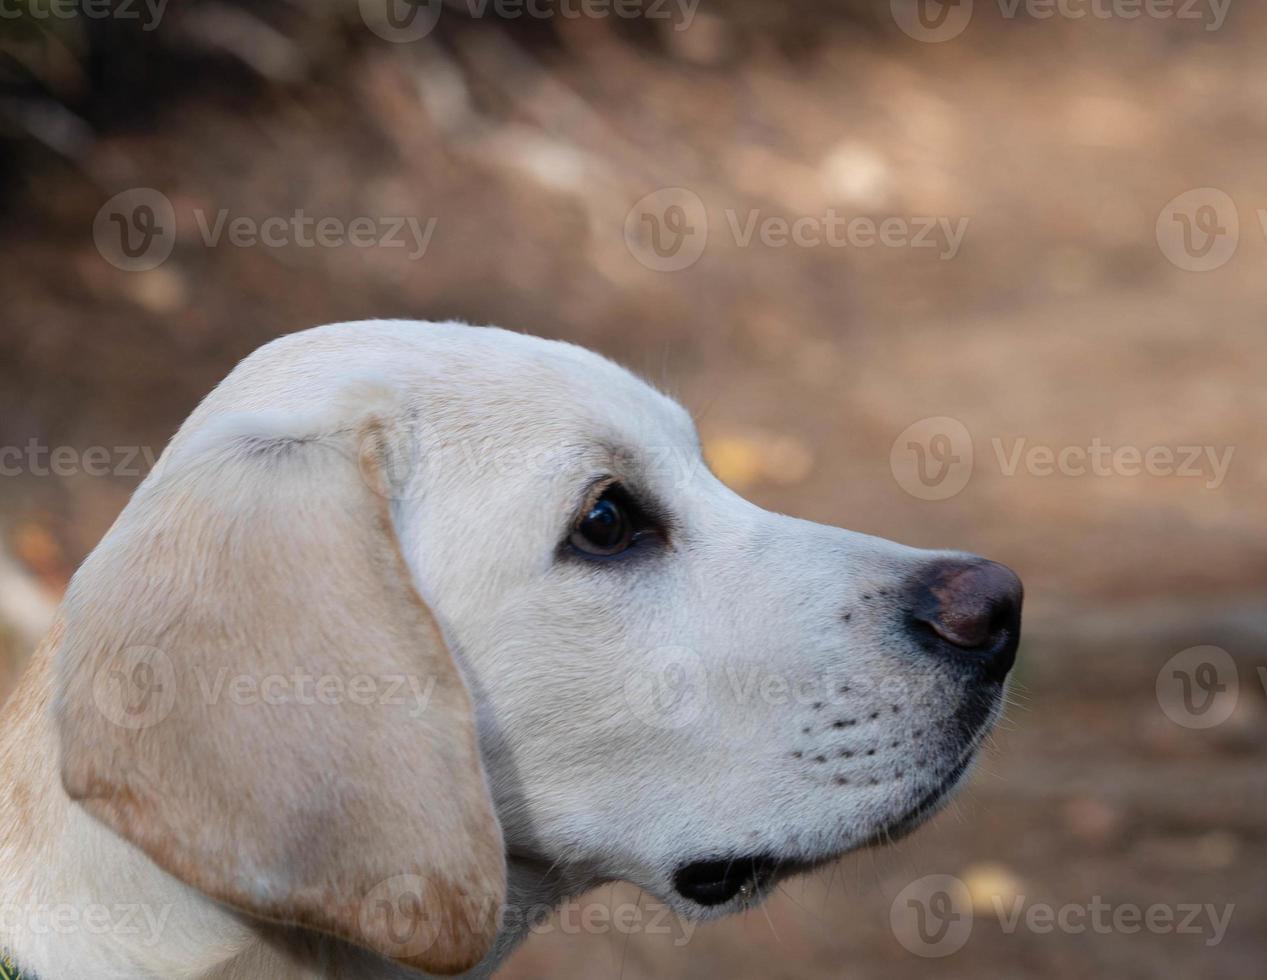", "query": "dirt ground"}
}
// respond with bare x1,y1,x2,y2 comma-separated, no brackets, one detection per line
1,2,1264,977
